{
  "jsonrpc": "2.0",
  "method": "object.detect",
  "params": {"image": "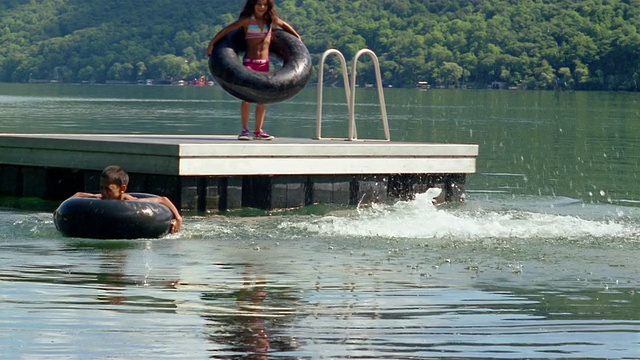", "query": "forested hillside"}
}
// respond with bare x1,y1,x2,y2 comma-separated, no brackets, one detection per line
1,0,639,90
